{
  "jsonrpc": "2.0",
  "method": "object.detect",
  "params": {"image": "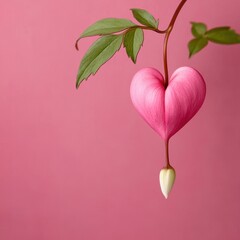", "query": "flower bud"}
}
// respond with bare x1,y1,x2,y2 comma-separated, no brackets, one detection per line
159,166,176,199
